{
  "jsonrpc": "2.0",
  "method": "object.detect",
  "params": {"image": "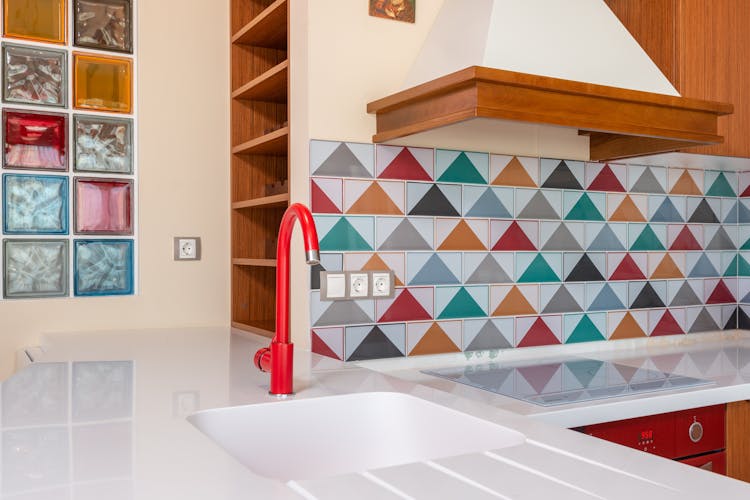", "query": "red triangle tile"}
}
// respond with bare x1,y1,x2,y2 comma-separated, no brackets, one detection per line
311,332,341,360
379,289,431,322
651,310,684,336
670,226,702,250
588,164,625,192
492,221,537,251
610,254,646,280
517,318,560,348
379,148,431,181
741,185,750,197
707,280,735,304
311,180,341,214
